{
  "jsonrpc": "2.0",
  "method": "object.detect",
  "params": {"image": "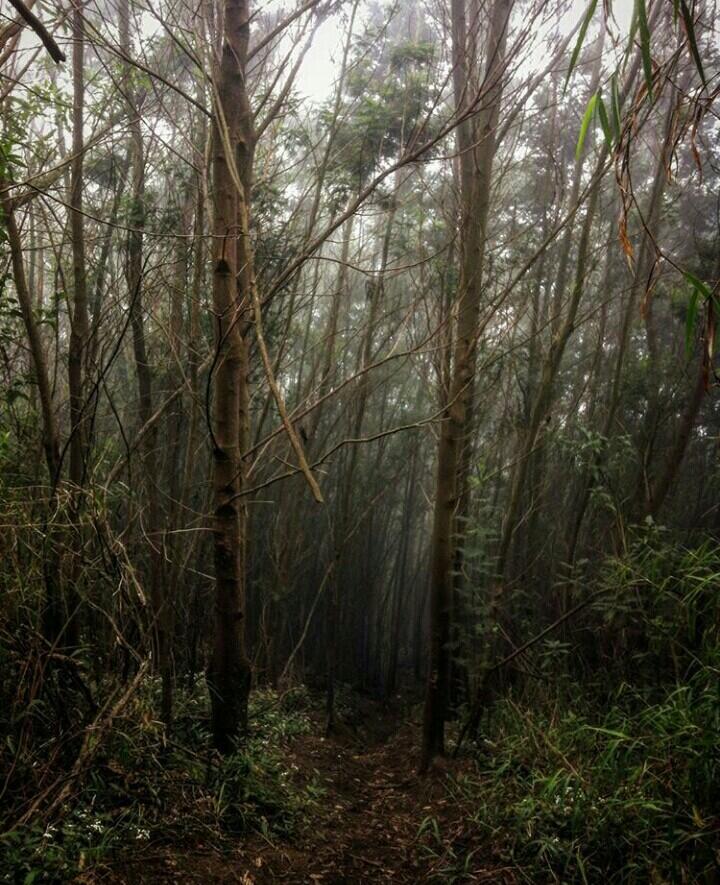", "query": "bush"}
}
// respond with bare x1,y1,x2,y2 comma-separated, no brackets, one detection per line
448,678,719,882
0,682,322,882
422,535,720,883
